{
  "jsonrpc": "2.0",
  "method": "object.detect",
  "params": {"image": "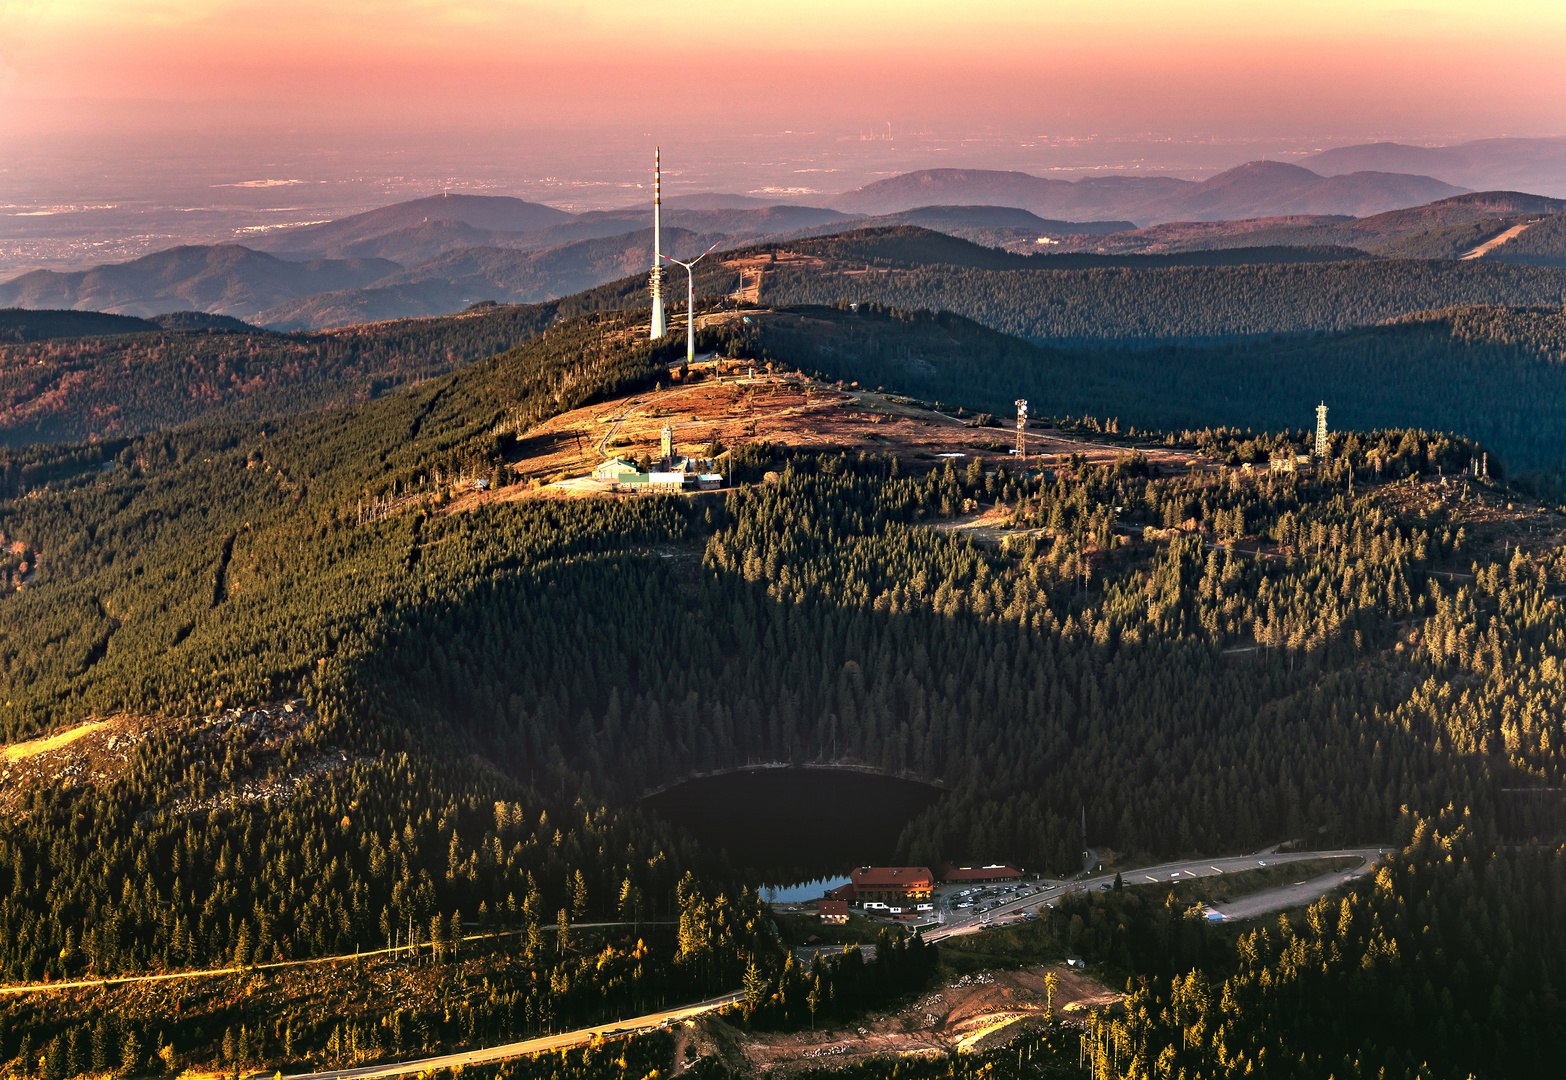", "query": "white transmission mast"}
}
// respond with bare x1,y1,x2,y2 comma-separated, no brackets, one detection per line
649,147,667,340
1015,399,1028,461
